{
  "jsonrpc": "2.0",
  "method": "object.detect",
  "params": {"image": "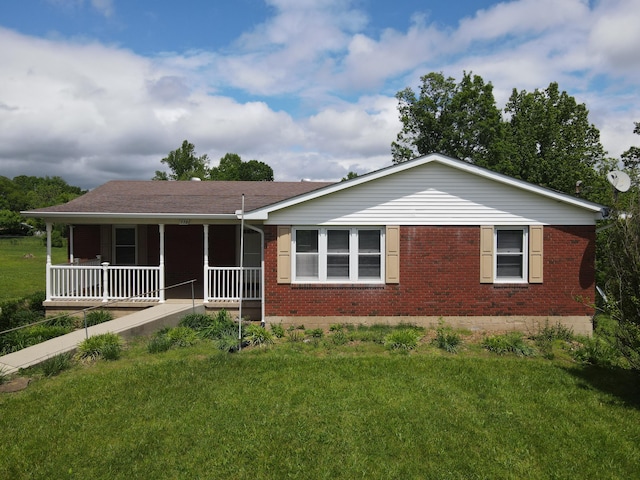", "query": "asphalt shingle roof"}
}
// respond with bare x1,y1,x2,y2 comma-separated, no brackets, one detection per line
26,180,334,215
